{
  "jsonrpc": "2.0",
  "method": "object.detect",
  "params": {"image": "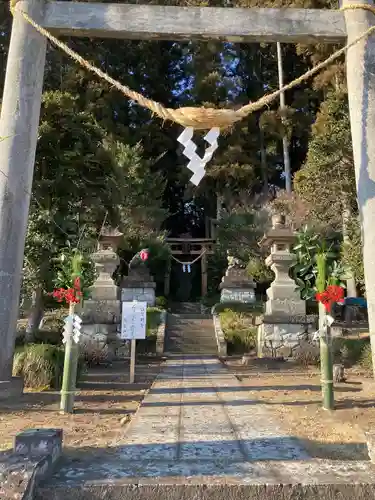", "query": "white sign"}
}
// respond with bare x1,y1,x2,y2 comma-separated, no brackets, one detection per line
121,301,147,340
